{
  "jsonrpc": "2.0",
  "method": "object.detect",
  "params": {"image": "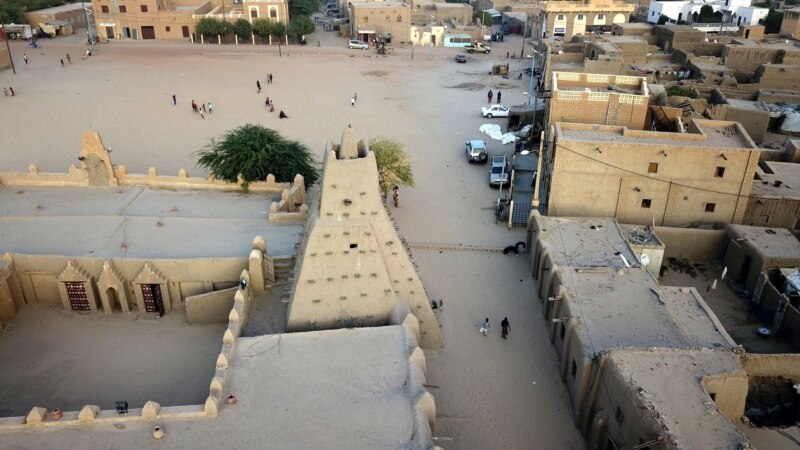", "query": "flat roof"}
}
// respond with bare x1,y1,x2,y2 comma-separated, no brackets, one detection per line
613,22,652,29
0,326,426,449
555,120,758,150
25,3,84,14
353,2,407,8
605,348,748,448
752,161,800,199
533,216,735,353
0,186,302,258
726,224,800,261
